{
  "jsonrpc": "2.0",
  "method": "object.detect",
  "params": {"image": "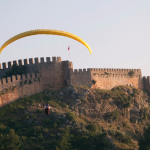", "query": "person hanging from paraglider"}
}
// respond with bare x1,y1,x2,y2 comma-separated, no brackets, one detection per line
68,46,71,61
44,104,51,114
